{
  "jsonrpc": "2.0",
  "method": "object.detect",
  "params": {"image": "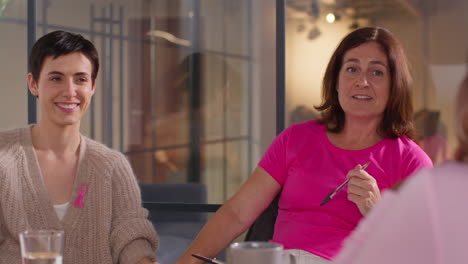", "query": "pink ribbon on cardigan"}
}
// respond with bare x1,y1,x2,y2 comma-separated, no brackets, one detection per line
74,183,89,208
